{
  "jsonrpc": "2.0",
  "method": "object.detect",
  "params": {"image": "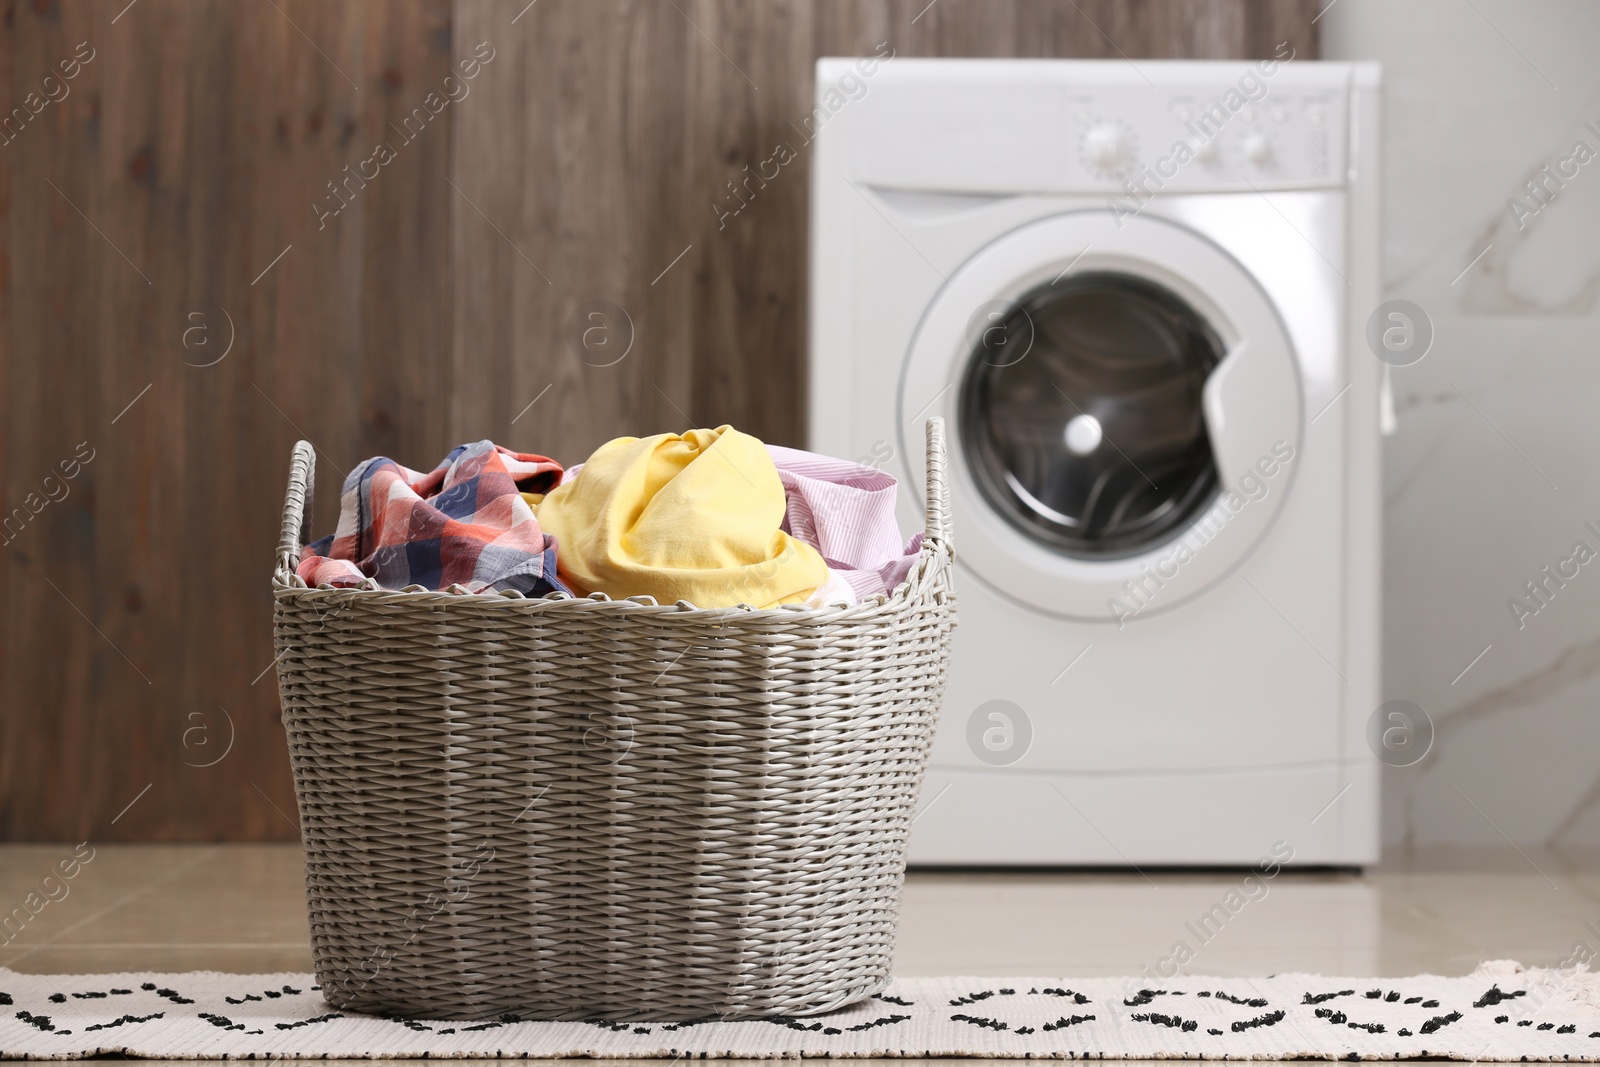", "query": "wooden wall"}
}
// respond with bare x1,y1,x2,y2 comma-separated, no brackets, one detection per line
0,0,1317,841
